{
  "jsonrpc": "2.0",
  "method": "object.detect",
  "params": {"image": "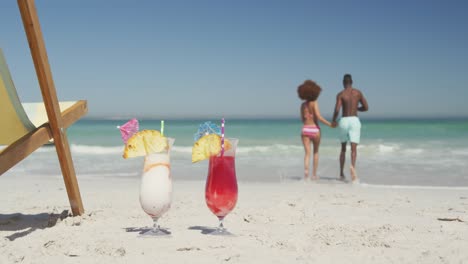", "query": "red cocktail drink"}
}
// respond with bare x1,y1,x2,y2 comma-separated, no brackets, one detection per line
206,156,238,217
204,138,238,235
